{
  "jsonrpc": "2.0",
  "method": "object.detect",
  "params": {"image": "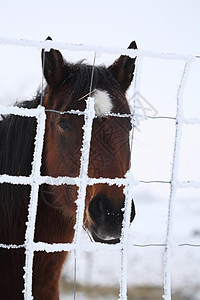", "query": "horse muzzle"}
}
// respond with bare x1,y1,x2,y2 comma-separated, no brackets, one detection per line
88,193,136,244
